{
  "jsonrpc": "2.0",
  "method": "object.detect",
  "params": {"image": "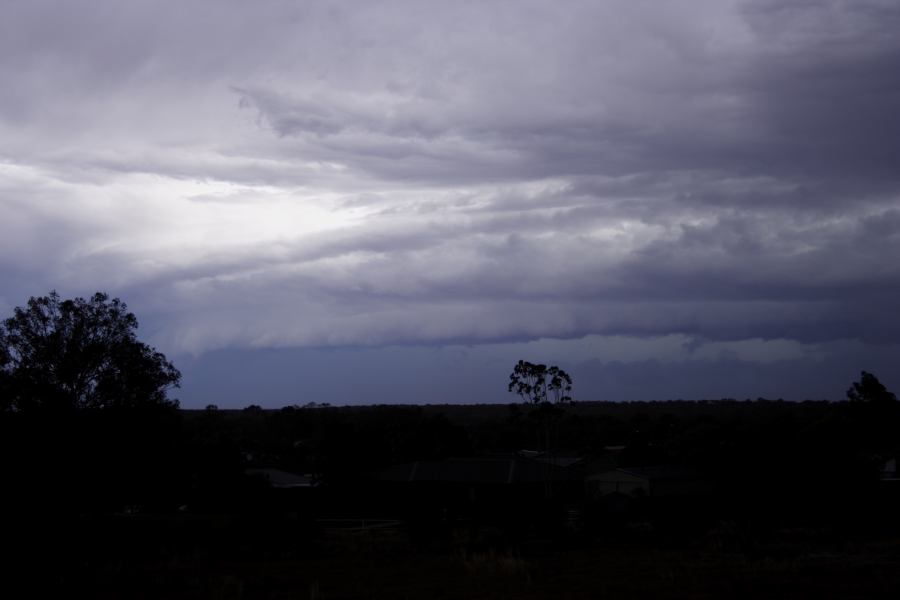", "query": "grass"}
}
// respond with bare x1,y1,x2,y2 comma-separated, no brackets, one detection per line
40,542,900,598
10,515,900,599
